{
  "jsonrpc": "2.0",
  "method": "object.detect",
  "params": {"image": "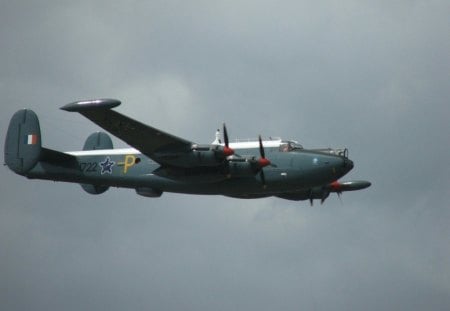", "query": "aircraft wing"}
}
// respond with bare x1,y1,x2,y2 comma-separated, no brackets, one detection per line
61,99,194,164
